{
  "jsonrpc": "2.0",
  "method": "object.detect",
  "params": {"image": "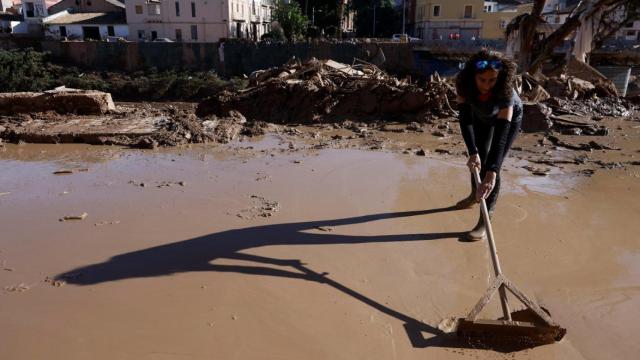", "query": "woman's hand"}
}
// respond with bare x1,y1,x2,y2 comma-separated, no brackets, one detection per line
467,154,481,173
476,171,497,201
